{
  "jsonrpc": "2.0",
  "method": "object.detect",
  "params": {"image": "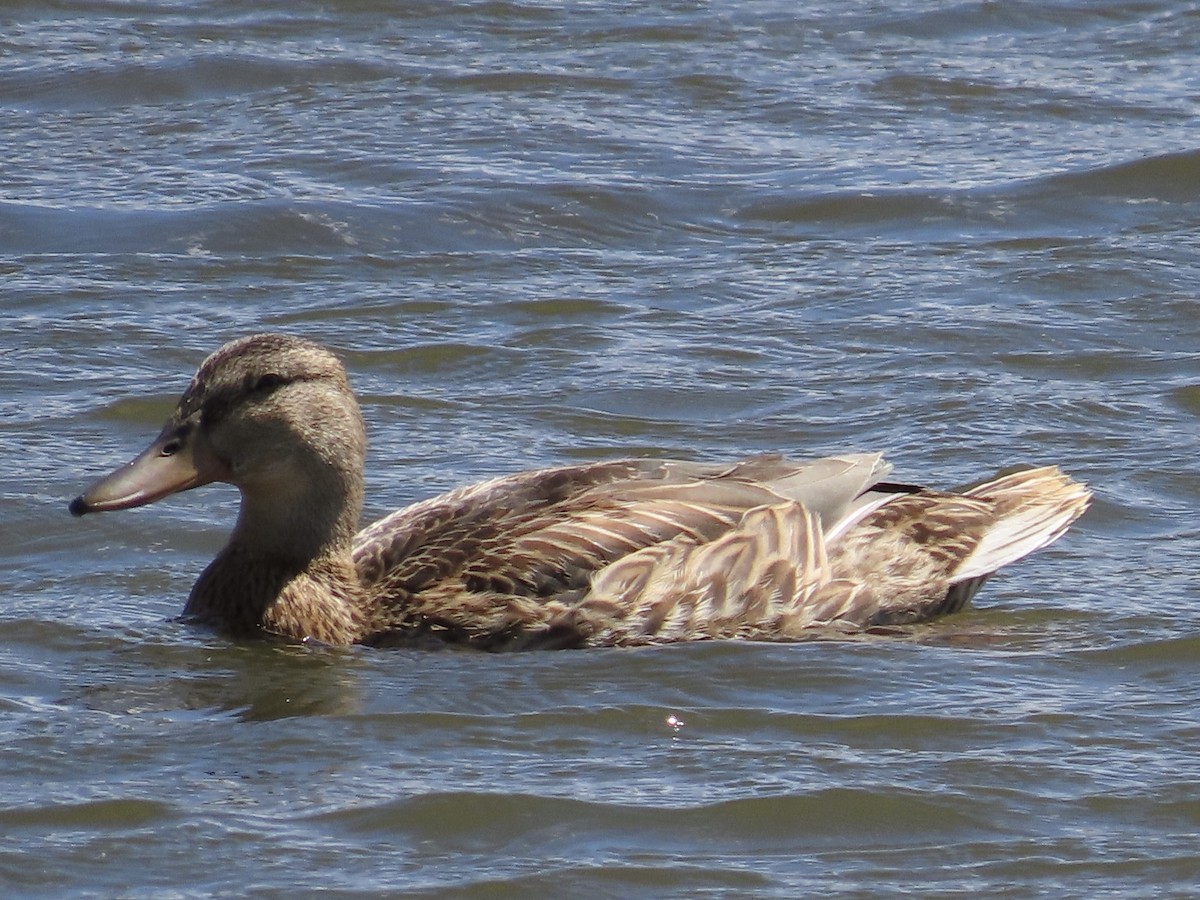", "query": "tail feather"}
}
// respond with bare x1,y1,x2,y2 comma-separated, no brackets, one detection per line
953,467,1091,582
